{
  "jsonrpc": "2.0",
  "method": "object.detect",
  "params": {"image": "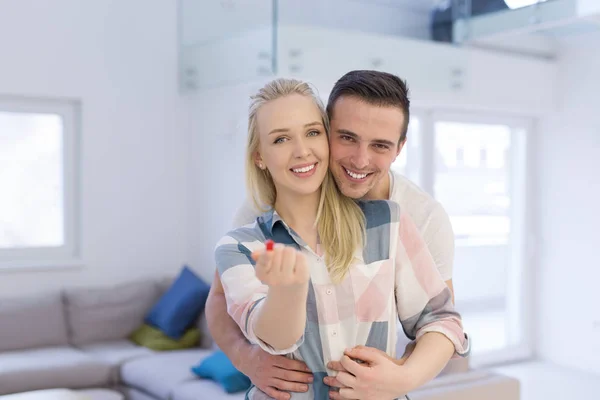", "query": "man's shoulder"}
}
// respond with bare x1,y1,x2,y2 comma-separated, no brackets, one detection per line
231,197,265,228
389,170,450,227
218,210,272,249
390,170,441,209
